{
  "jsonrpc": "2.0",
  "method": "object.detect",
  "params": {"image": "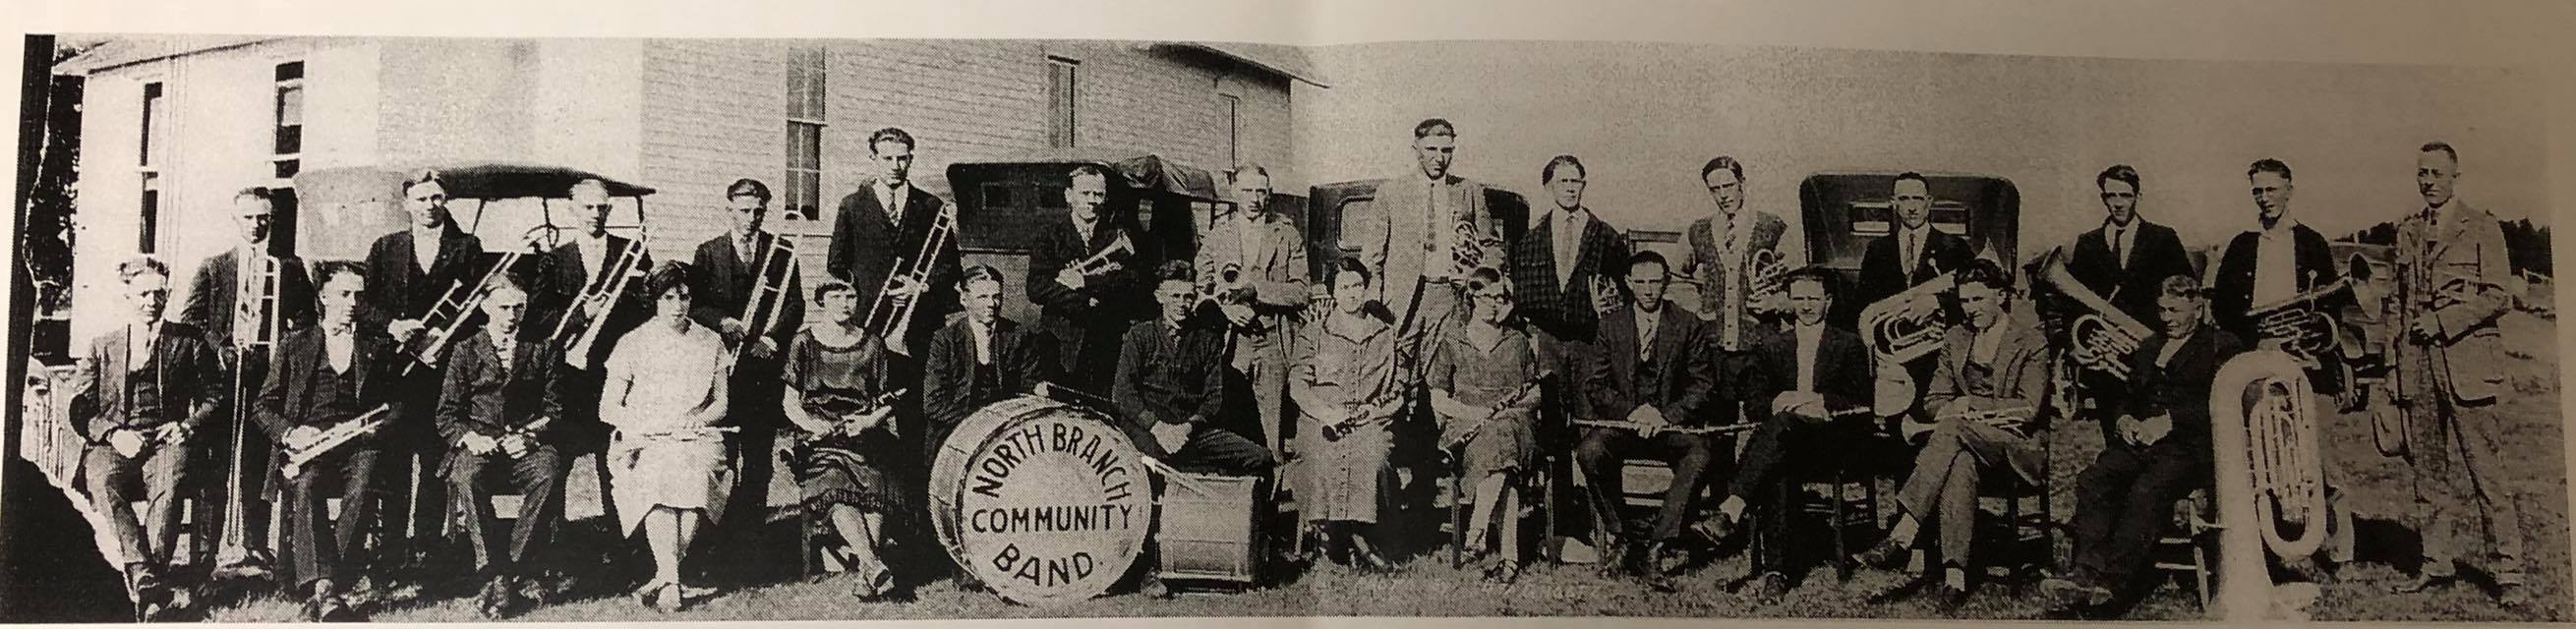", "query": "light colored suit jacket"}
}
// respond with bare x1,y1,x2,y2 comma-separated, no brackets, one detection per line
2395,200,2514,403
1356,174,1492,311
1924,316,2052,418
